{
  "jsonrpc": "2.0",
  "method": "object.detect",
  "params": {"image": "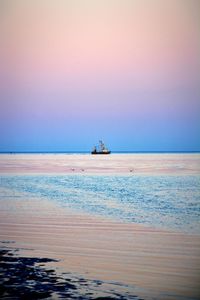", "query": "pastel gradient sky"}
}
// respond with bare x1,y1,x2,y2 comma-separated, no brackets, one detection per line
0,0,200,151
